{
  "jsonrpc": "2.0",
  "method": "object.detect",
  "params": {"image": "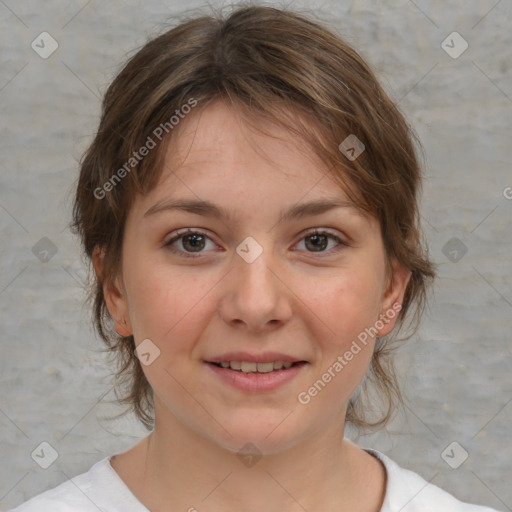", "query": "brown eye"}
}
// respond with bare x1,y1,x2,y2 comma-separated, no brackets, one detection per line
305,233,329,251
164,229,217,258
295,229,347,255
181,233,206,252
